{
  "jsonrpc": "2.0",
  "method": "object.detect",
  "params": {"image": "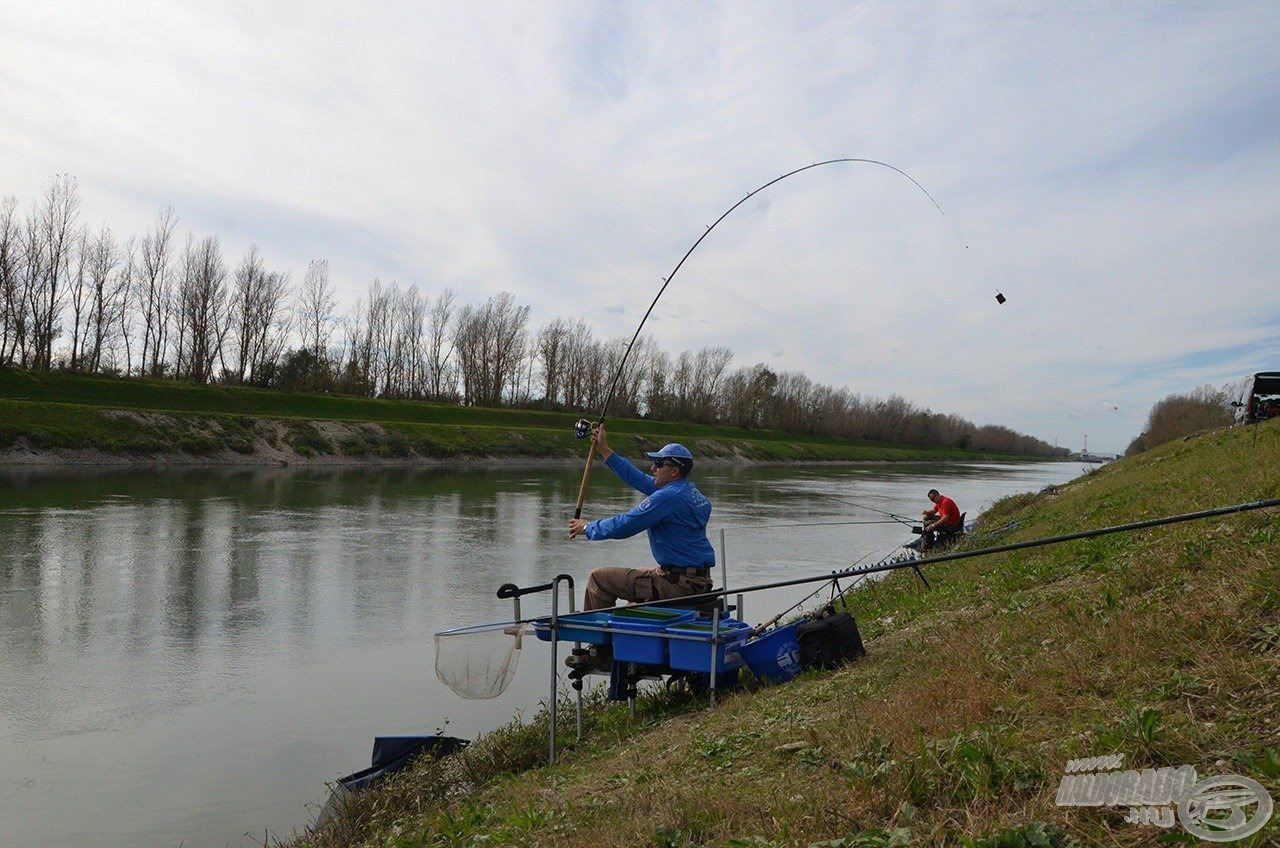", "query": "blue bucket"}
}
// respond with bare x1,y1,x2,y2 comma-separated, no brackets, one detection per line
738,622,804,682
